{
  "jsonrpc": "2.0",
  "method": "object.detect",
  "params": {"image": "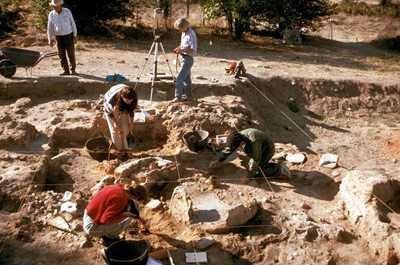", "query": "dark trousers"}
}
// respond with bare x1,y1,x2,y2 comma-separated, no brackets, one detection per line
254,144,280,177
56,32,76,72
